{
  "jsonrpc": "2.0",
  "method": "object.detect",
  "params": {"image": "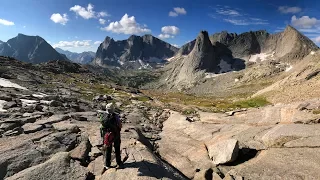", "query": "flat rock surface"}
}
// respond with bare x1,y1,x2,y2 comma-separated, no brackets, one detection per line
159,110,320,179
6,152,89,180
22,123,44,134
228,148,320,180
